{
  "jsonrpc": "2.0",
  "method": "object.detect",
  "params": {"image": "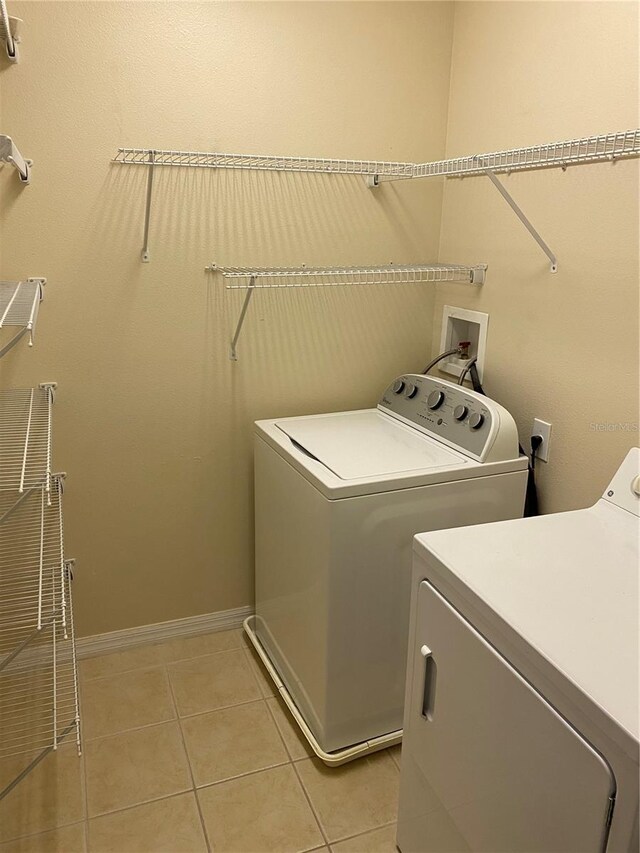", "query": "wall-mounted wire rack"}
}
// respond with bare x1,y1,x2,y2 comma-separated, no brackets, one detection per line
0,385,54,511
208,263,487,360
0,0,19,62
0,279,45,360
0,135,30,183
0,386,80,803
115,129,640,269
